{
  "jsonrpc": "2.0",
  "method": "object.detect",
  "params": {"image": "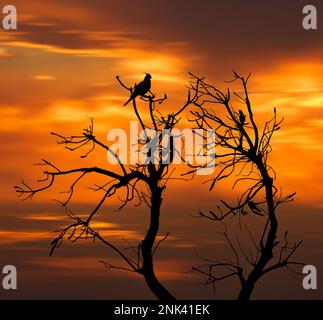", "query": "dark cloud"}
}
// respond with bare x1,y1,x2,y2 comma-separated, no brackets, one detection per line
0,198,322,299
7,0,323,73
